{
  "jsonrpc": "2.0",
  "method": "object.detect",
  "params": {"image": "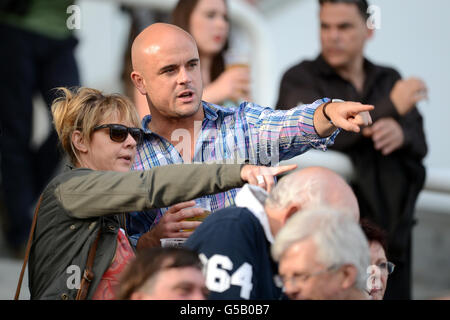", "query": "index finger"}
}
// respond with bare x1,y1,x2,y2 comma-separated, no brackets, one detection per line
349,103,374,114
269,164,298,176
